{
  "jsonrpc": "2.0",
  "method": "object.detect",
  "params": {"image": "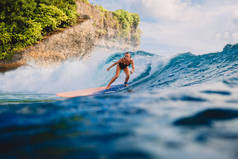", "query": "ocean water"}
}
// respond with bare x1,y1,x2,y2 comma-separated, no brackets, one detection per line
1,44,238,159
